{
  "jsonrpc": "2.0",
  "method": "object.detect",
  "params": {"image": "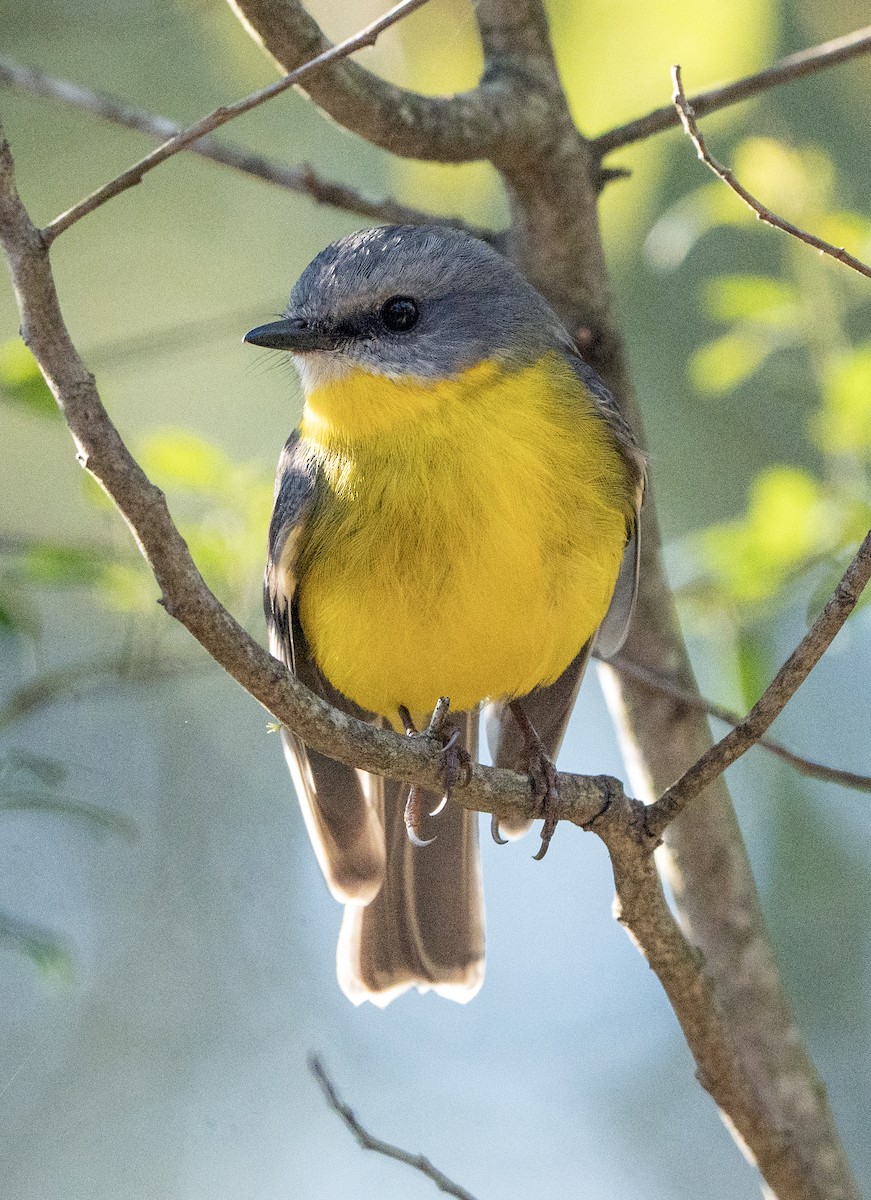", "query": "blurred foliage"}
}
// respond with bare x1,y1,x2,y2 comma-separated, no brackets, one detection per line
0,911,73,981
1,3,871,1195
0,339,57,417
0,749,135,977
648,139,871,667
0,409,273,637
